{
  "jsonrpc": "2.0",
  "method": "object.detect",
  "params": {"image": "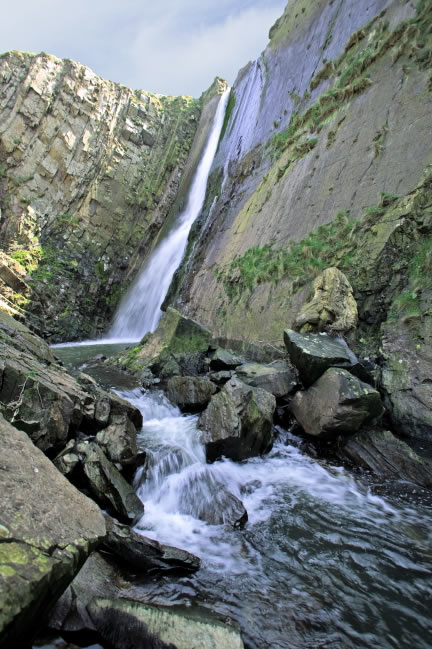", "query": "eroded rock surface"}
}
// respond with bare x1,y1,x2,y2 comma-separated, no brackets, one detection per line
0,415,105,649
294,267,358,335
0,312,141,454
